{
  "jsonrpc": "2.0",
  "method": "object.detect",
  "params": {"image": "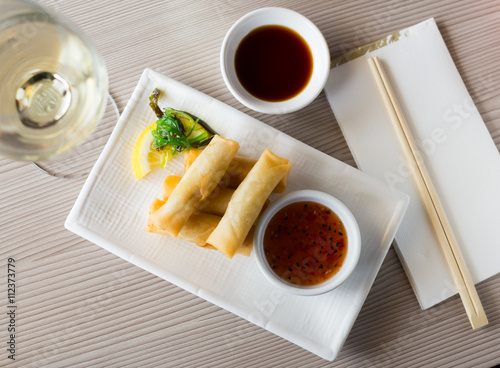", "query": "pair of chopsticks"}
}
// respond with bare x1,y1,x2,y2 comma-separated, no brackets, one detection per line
368,56,488,329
